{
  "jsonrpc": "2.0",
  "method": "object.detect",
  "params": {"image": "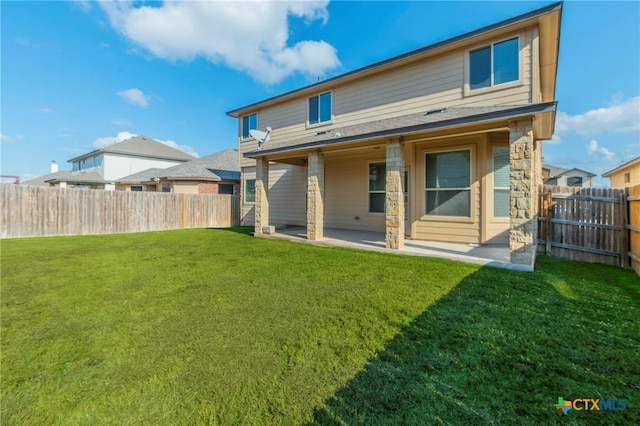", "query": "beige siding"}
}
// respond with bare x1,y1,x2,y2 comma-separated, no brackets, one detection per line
172,182,199,194
324,151,387,232
608,163,640,188
241,164,306,226
238,28,536,164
